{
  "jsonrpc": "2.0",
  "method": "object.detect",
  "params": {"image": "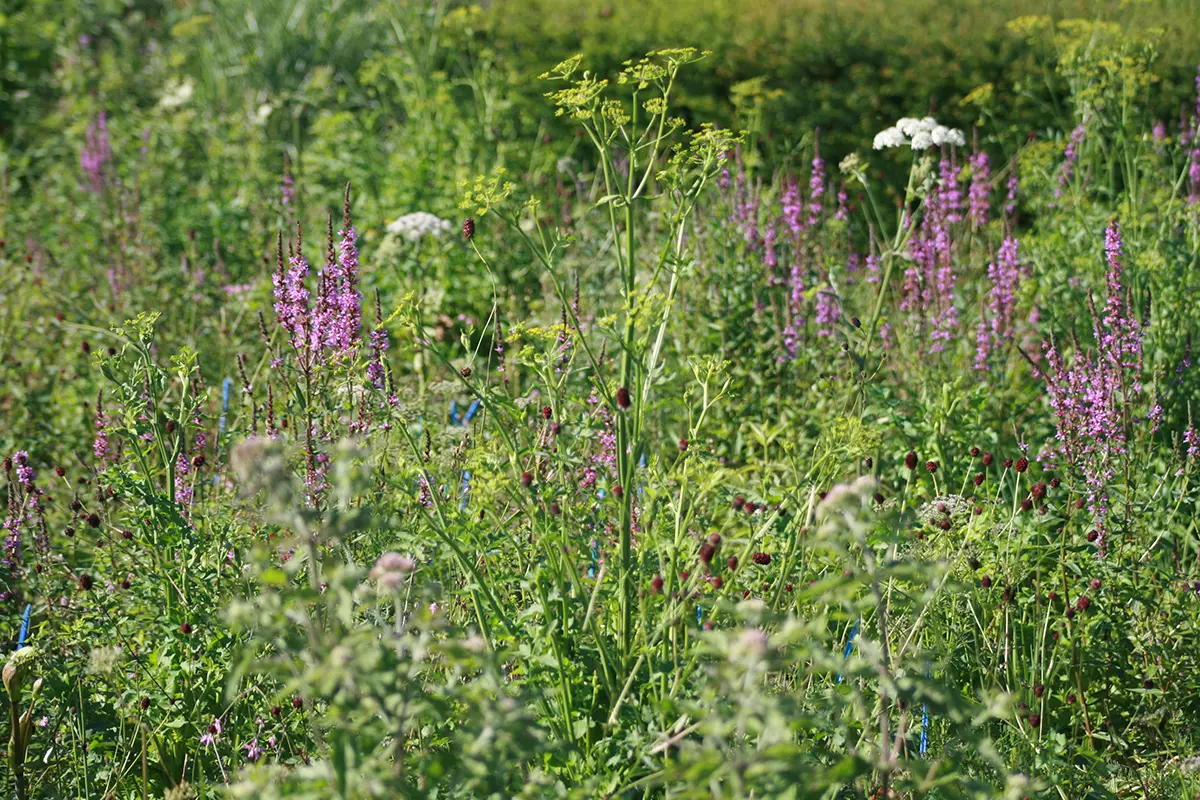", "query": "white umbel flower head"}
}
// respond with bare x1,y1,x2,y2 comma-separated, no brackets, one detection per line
931,125,966,147
873,127,908,150
911,131,934,150
874,116,964,151
387,212,452,242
